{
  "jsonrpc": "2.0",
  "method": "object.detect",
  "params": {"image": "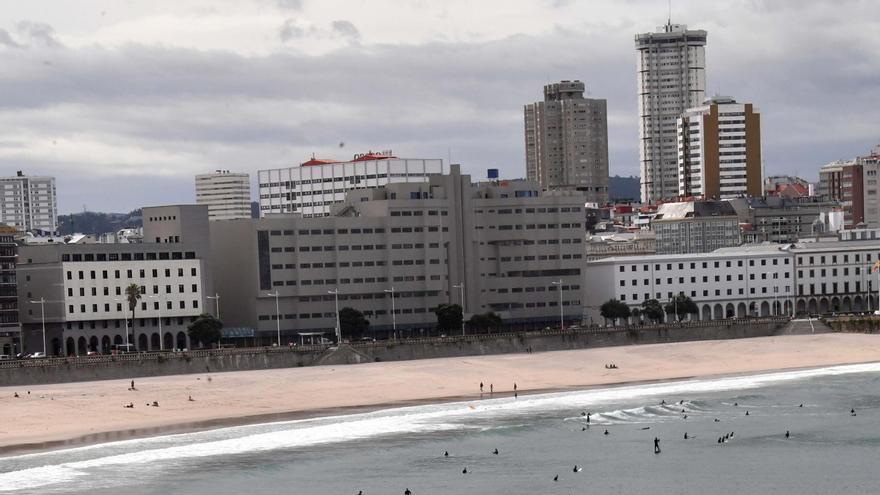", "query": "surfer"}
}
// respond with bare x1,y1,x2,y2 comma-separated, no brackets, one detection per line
799,403,803,408
493,449,499,455
553,475,558,482
714,418,720,422
604,429,609,435
683,432,688,440
654,437,661,454
444,451,449,457
586,413,591,423
785,430,790,438
746,411,750,416
573,465,581,473
851,408,856,416
404,489,412,495
462,467,468,474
